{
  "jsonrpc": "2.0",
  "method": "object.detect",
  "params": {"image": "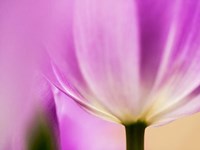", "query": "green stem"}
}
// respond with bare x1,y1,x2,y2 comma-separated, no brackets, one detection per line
125,121,147,150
